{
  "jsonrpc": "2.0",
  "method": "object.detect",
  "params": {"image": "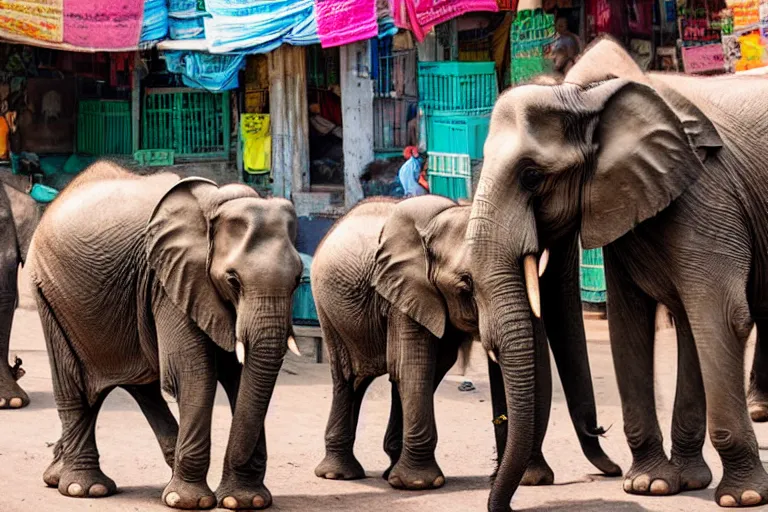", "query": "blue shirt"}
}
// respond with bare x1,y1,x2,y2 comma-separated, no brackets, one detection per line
398,156,427,196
